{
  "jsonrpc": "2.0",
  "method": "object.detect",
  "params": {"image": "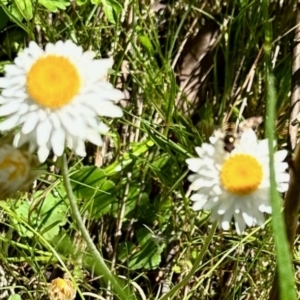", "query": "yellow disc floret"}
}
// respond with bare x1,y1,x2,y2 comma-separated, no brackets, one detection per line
26,55,81,108
220,154,263,196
